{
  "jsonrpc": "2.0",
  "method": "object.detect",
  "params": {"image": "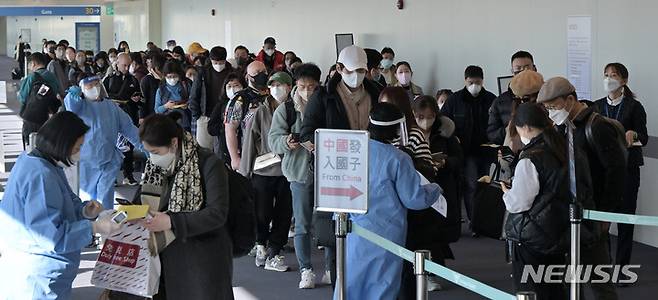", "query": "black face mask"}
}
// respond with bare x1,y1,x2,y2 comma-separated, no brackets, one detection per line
250,72,268,89
236,57,246,66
